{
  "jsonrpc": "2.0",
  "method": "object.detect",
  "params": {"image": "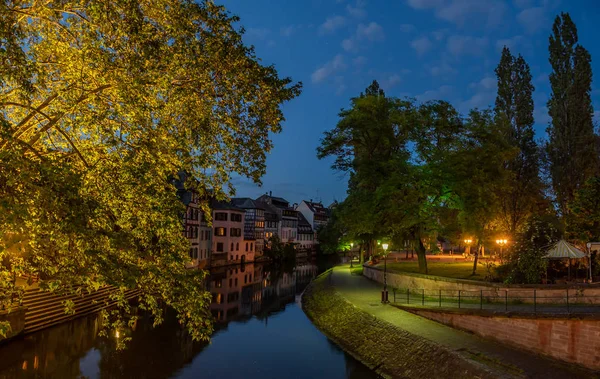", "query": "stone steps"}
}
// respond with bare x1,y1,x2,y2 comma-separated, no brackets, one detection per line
22,286,141,334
